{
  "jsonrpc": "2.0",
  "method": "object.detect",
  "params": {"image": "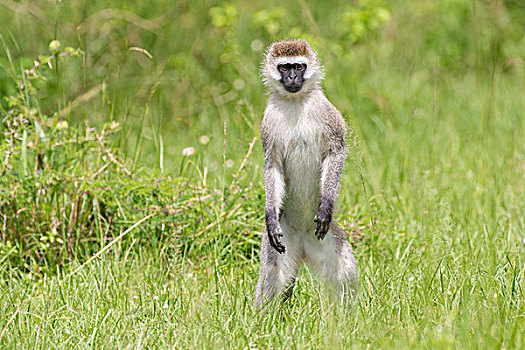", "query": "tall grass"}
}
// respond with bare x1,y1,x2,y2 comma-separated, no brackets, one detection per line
1,0,524,348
